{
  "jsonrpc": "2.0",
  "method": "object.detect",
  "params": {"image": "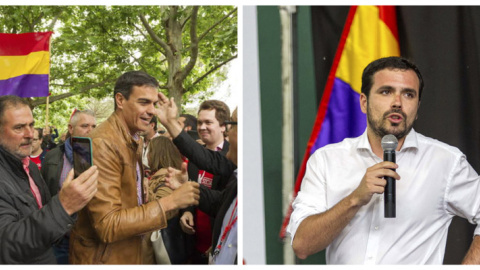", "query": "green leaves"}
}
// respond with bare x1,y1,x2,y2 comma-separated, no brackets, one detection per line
0,5,237,125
